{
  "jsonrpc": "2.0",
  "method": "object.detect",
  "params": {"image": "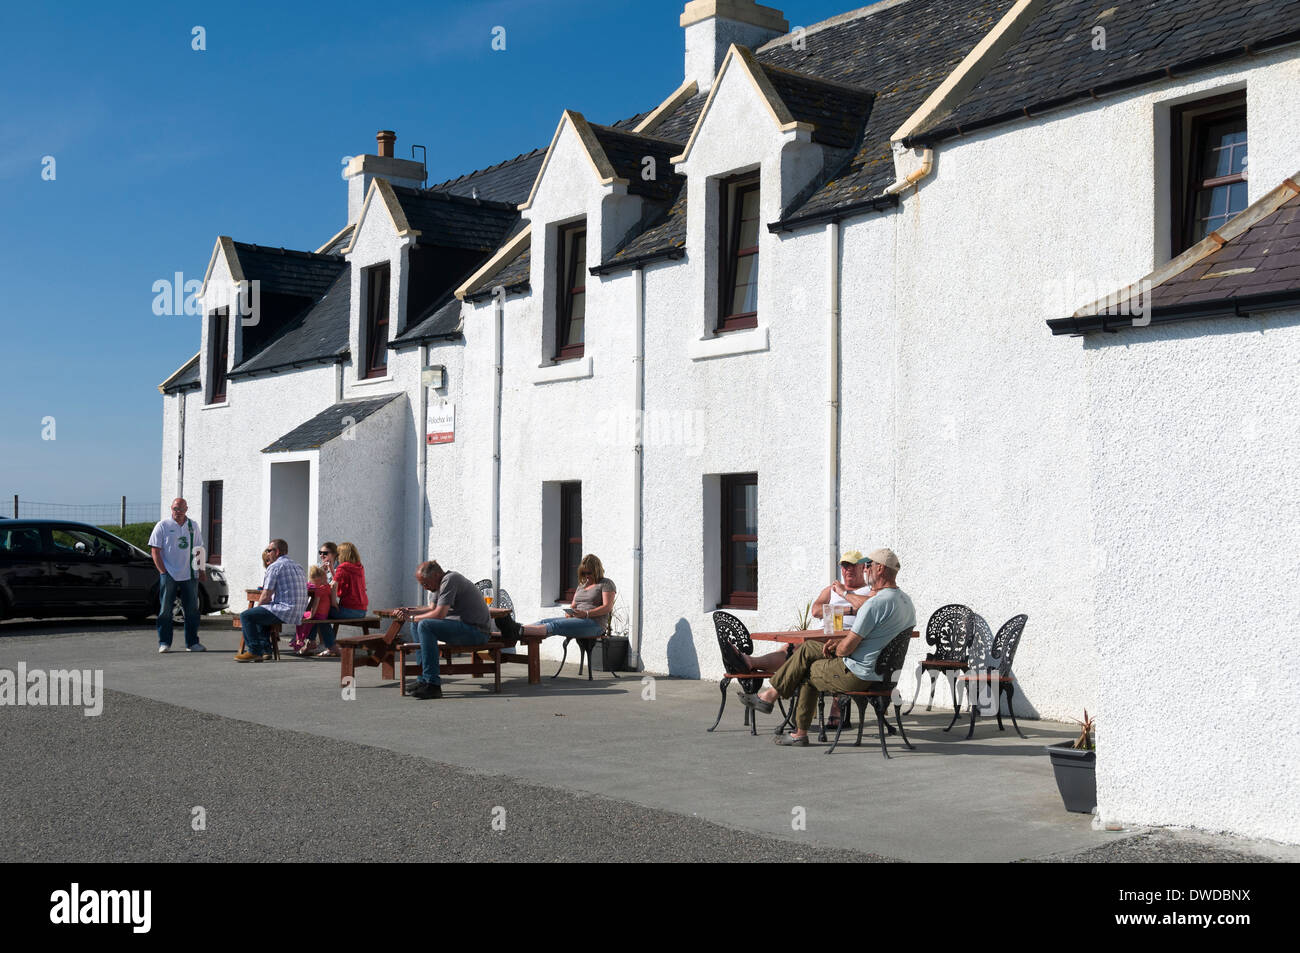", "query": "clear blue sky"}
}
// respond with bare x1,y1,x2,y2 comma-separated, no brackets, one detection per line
0,0,858,508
